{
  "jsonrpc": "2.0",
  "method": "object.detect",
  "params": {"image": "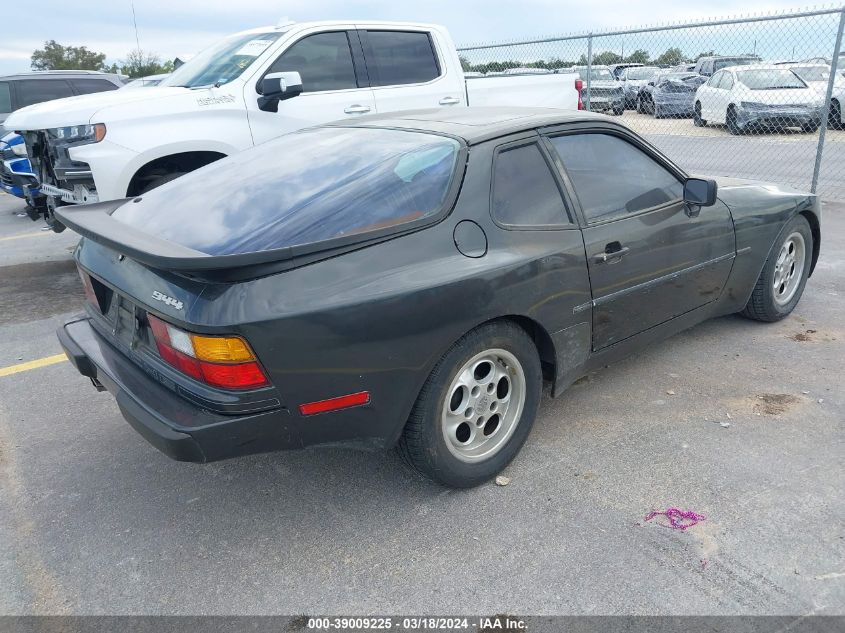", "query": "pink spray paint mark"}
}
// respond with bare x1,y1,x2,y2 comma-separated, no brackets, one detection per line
644,507,706,530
